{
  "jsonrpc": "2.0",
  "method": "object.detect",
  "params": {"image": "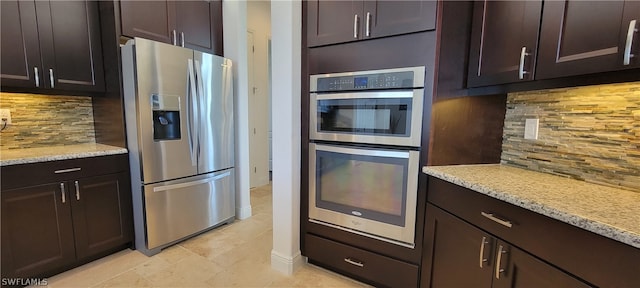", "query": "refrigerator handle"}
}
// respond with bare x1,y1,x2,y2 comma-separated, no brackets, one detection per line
194,59,204,163
187,59,198,166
